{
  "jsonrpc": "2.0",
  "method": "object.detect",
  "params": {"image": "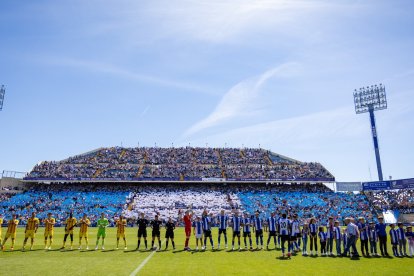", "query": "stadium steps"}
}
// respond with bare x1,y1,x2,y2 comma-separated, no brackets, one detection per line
240,149,245,158
135,153,148,177
119,149,126,159
215,149,226,178
93,169,102,178
265,154,273,166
